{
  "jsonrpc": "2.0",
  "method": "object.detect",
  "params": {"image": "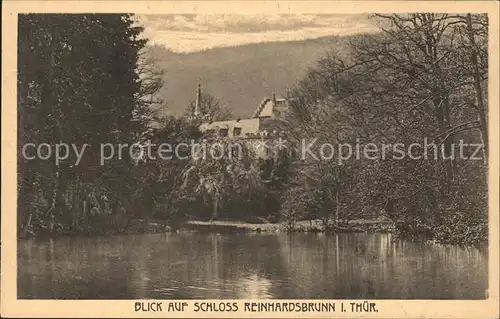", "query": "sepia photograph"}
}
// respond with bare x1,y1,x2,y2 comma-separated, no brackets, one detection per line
2,1,499,318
